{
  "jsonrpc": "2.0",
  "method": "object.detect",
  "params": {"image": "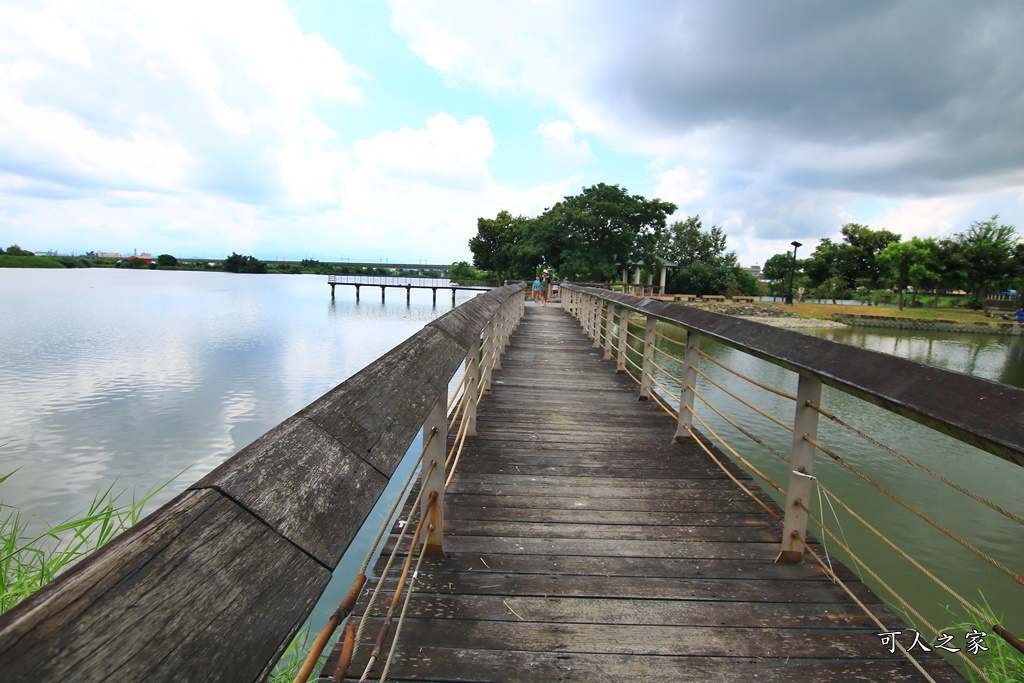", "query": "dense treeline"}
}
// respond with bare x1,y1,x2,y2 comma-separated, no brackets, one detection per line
0,246,446,278
468,187,1023,307
762,217,1023,309
468,183,760,296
